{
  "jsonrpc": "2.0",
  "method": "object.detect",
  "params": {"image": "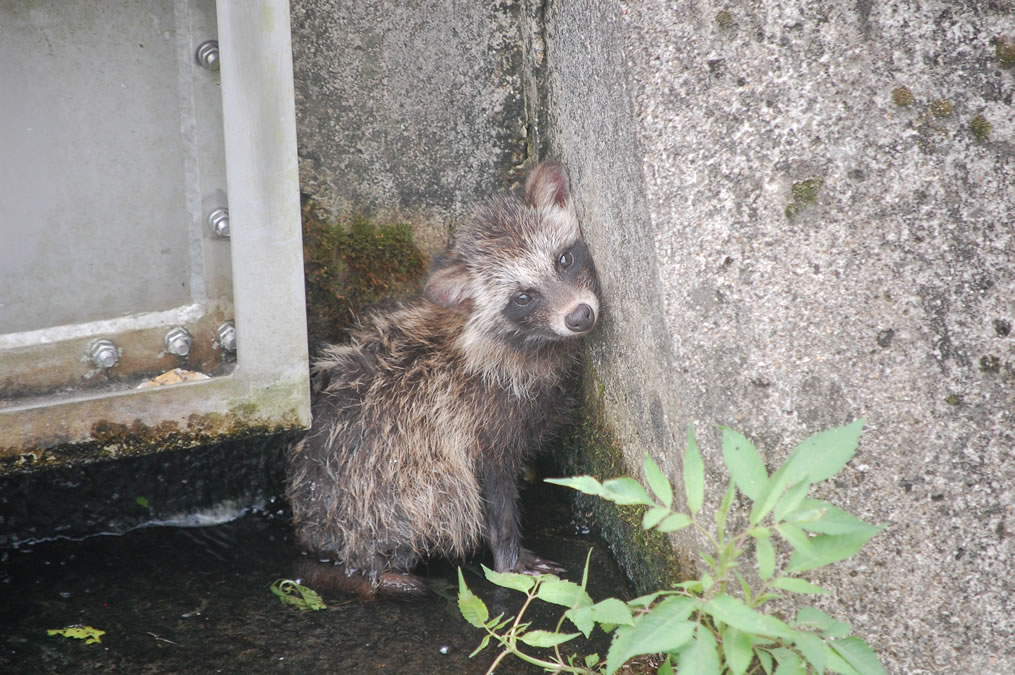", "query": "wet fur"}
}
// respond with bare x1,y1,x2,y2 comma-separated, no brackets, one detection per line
286,161,599,597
